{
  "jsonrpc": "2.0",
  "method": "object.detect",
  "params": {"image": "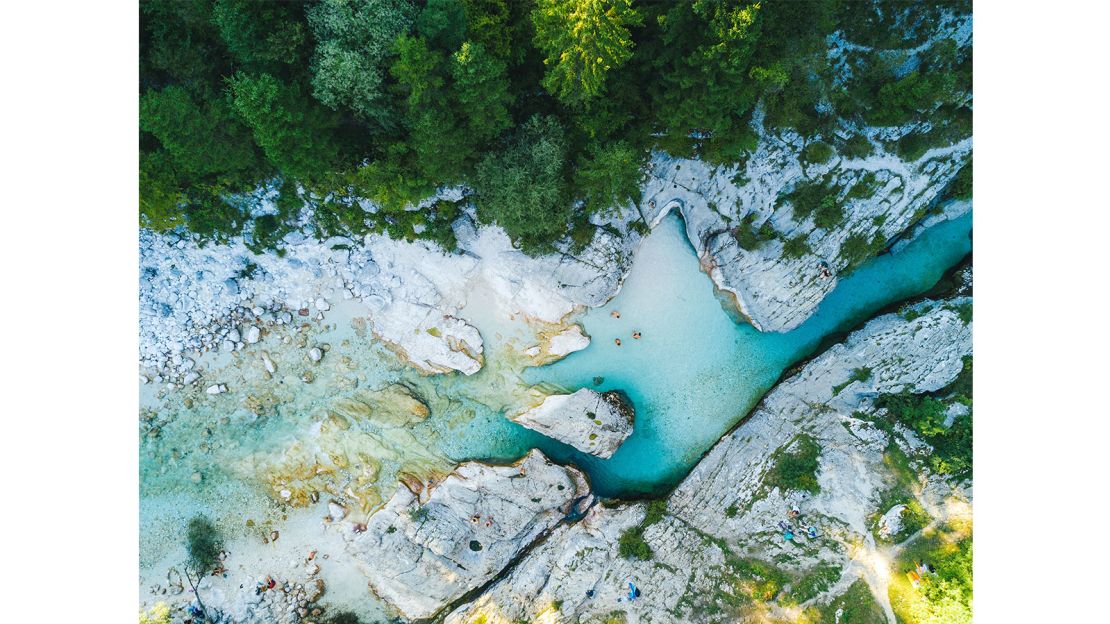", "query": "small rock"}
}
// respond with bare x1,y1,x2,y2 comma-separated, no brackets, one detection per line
183,371,200,385
328,501,347,522
315,298,331,312
245,326,261,344
227,328,241,343
191,472,202,483
302,371,315,384
252,306,265,316
280,489,292,500
271,530,280,542
205,384,225,395
308,347,323,363
261,352,277,374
